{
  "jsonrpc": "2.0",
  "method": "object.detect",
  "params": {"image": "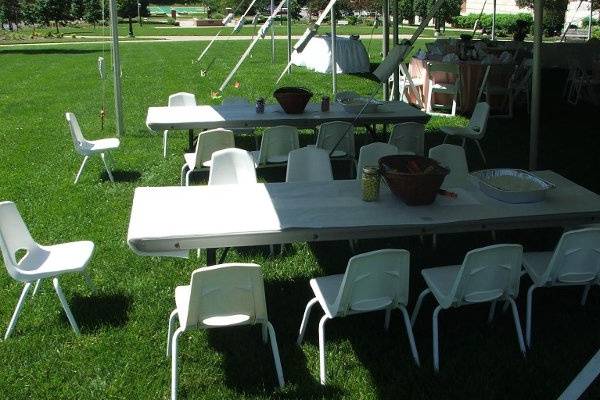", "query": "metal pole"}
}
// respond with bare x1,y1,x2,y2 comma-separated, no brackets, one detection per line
392,0,399,101
382,0,390,100
287,0,292,72
589,0,593,40
109,0,124,136
138,2,142,26
492,0,497,40
271,0,275,63
331,4,337,95
529,0,543,170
